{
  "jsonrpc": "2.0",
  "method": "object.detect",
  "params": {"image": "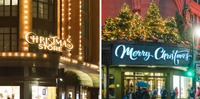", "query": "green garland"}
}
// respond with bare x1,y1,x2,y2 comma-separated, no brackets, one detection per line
183,5,193,24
